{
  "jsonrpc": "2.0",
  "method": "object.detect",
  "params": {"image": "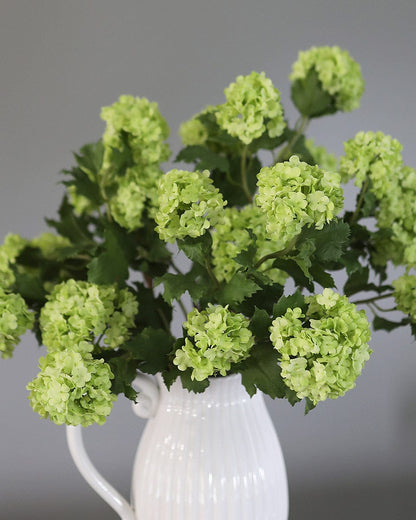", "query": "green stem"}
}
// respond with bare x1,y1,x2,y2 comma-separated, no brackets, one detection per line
254,235,299,270
240,146,252,203
349,176,370,224
352,292,394,305
276,115,309,162
157,307,171,334
177,298,189,320
205,258,220,289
